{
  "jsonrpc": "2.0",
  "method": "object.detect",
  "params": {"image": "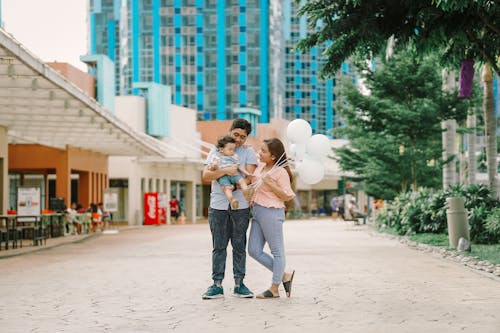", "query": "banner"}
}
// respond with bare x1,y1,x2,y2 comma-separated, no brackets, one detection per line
103,188,119,213
17,187,41,216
